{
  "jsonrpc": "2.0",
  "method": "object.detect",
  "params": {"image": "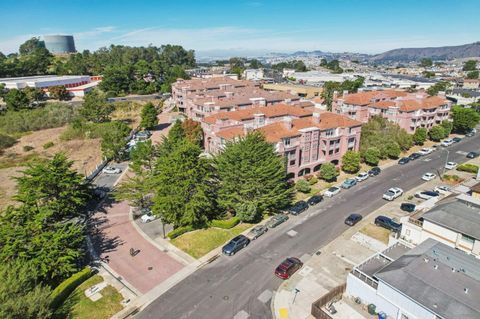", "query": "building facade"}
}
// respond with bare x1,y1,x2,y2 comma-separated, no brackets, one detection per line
44,35,76,54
